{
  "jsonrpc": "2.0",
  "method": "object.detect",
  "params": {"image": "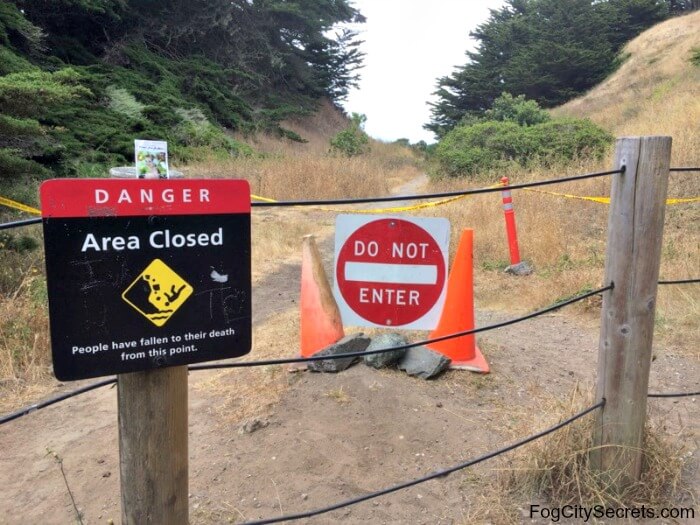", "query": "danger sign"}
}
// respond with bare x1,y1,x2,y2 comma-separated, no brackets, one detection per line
40,178,252,380
334,215,450,329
